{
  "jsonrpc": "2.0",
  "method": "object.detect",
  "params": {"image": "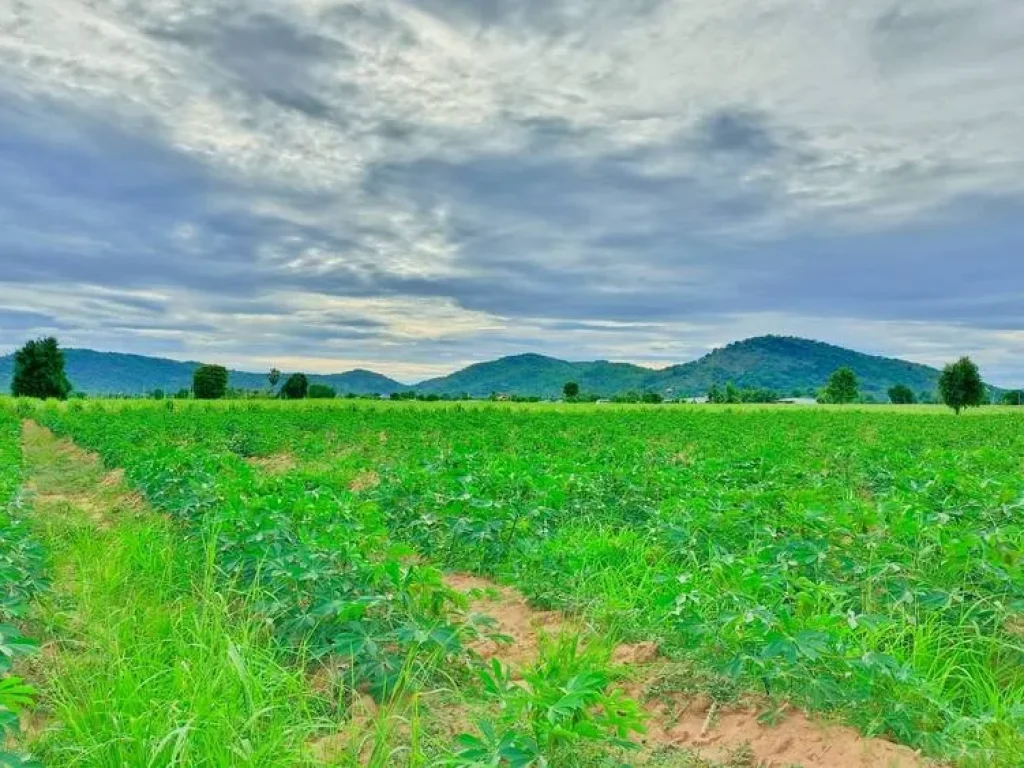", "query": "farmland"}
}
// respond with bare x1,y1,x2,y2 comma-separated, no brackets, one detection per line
1,400,1022,767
